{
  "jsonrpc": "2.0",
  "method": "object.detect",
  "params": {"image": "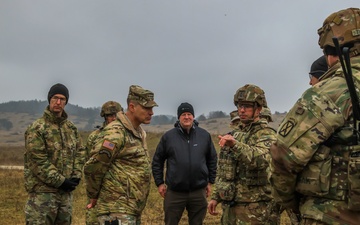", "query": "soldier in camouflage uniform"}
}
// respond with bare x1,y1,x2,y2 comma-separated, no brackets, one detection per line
260,106,273,123
270,8,360,225
84,85,158,225
208,84,280,224
24,83,85,225
85,101,123,160
229,110,241,130
85,100,123,225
